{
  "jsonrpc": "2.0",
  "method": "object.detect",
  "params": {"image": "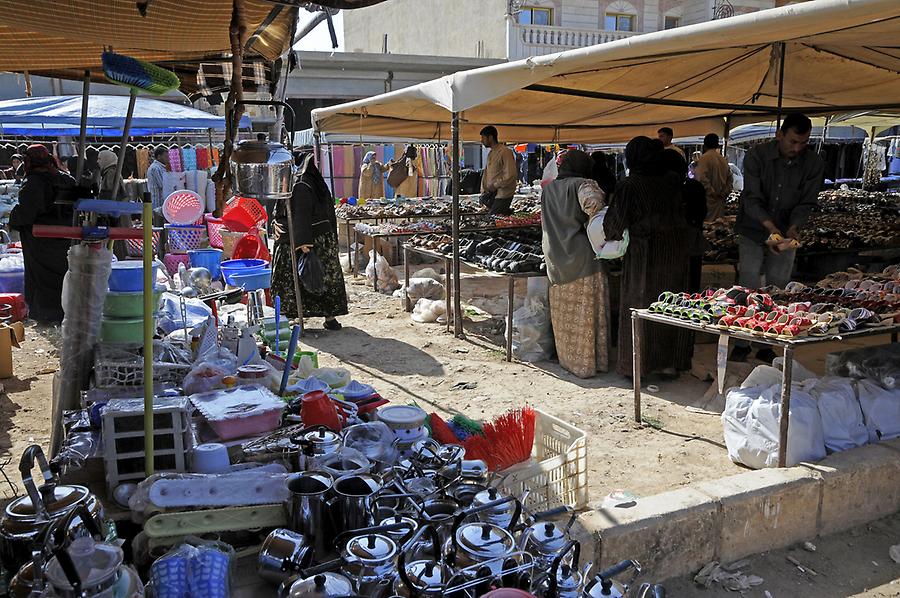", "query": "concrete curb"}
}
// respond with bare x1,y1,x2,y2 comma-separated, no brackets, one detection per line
575,440,900,582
